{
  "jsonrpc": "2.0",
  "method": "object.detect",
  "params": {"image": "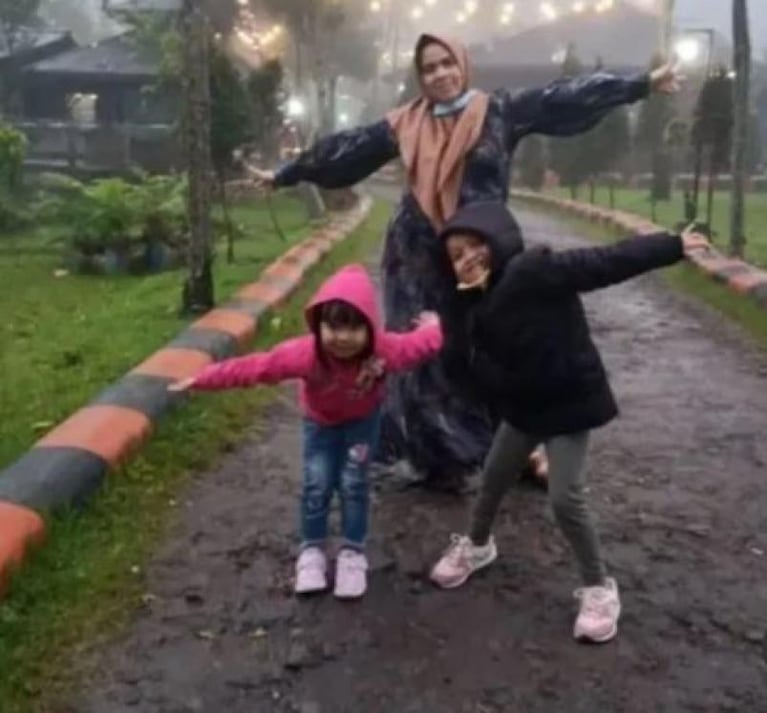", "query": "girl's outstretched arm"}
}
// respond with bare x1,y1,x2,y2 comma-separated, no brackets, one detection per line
378,313,444,373
168,336,314,392
499,226,708,299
